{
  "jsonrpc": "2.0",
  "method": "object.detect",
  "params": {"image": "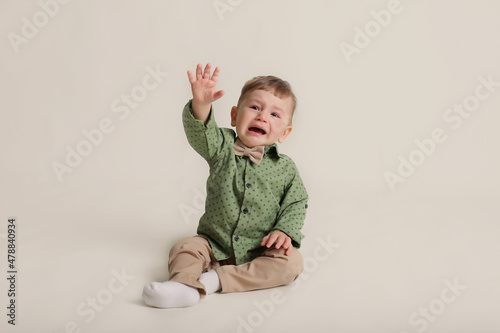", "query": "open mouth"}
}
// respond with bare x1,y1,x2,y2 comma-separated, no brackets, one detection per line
248,127,266,135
